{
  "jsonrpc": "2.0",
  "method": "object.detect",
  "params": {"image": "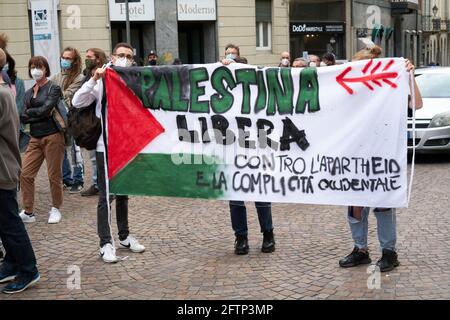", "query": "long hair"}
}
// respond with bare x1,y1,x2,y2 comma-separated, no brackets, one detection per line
86,48,108,76
61,46,82,90
352,45,382,61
